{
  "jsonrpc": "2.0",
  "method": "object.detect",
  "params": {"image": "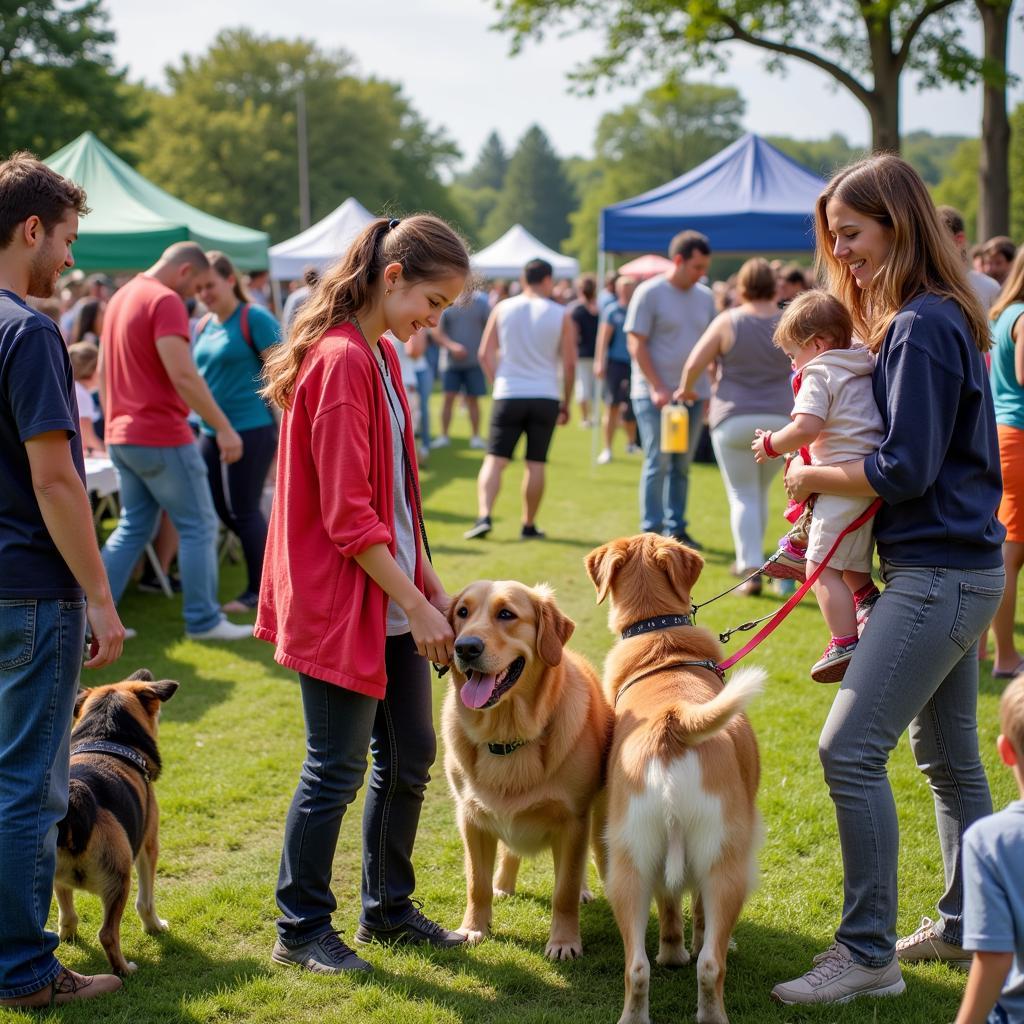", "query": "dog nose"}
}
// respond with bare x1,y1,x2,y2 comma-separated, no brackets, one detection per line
455,636,484,660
